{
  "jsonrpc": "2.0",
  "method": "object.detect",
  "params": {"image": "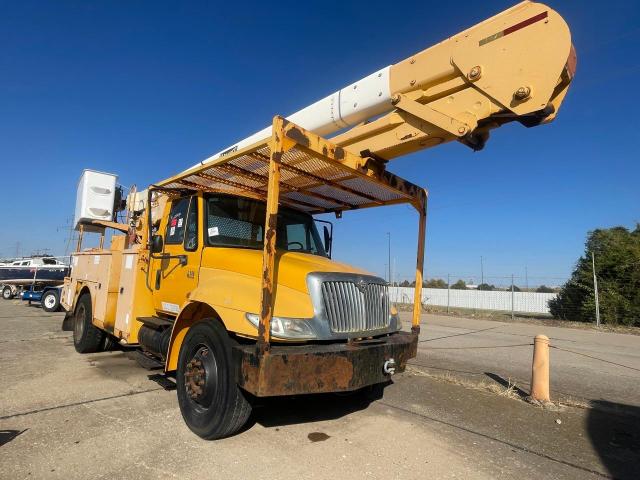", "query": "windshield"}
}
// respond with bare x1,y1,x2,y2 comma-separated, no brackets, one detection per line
205,194,327,257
